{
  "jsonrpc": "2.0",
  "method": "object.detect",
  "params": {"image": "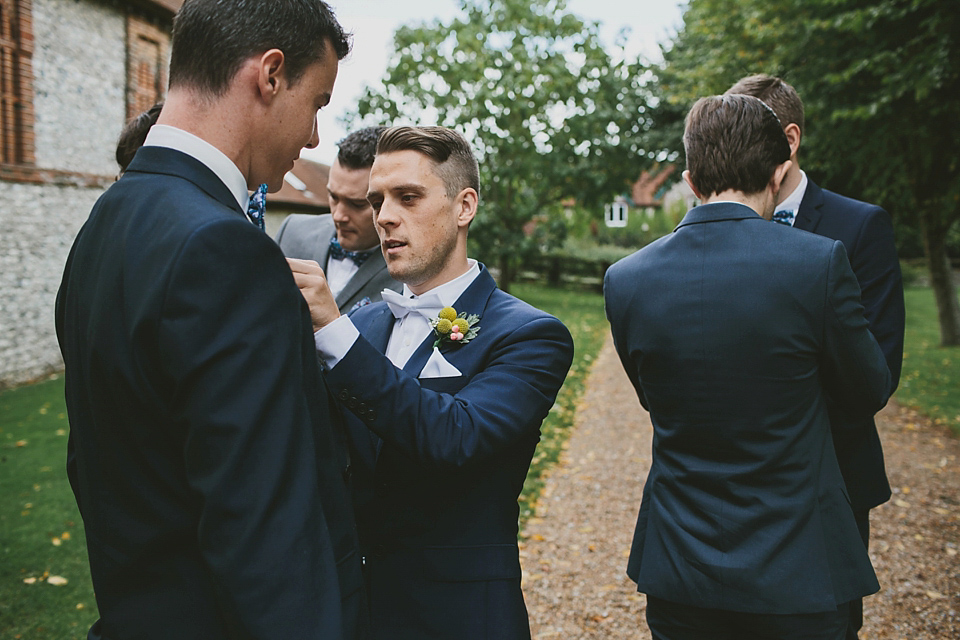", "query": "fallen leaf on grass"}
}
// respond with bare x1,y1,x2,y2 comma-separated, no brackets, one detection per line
23,577,37,584
51,537,62,546
16,440,27,447
46,575,68,586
